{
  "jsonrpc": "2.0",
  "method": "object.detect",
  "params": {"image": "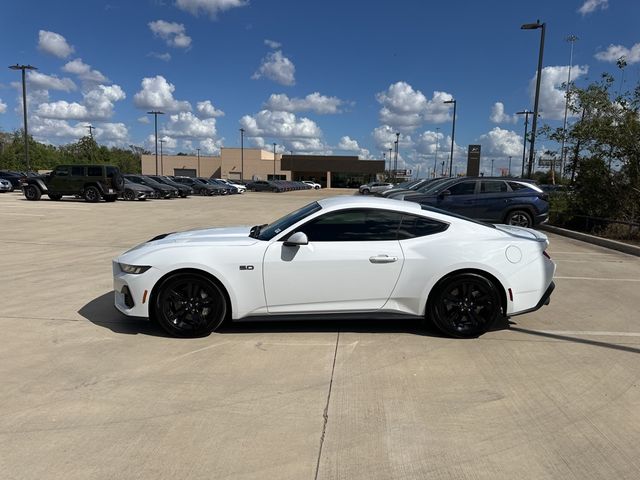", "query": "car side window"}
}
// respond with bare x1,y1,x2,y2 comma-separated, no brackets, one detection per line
480,181,507,193
297,209,402,242
87,166,102,177
397,214,449,239
508,181,528,191
54,166,69,176
447,181,476,195
71,166,84,176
